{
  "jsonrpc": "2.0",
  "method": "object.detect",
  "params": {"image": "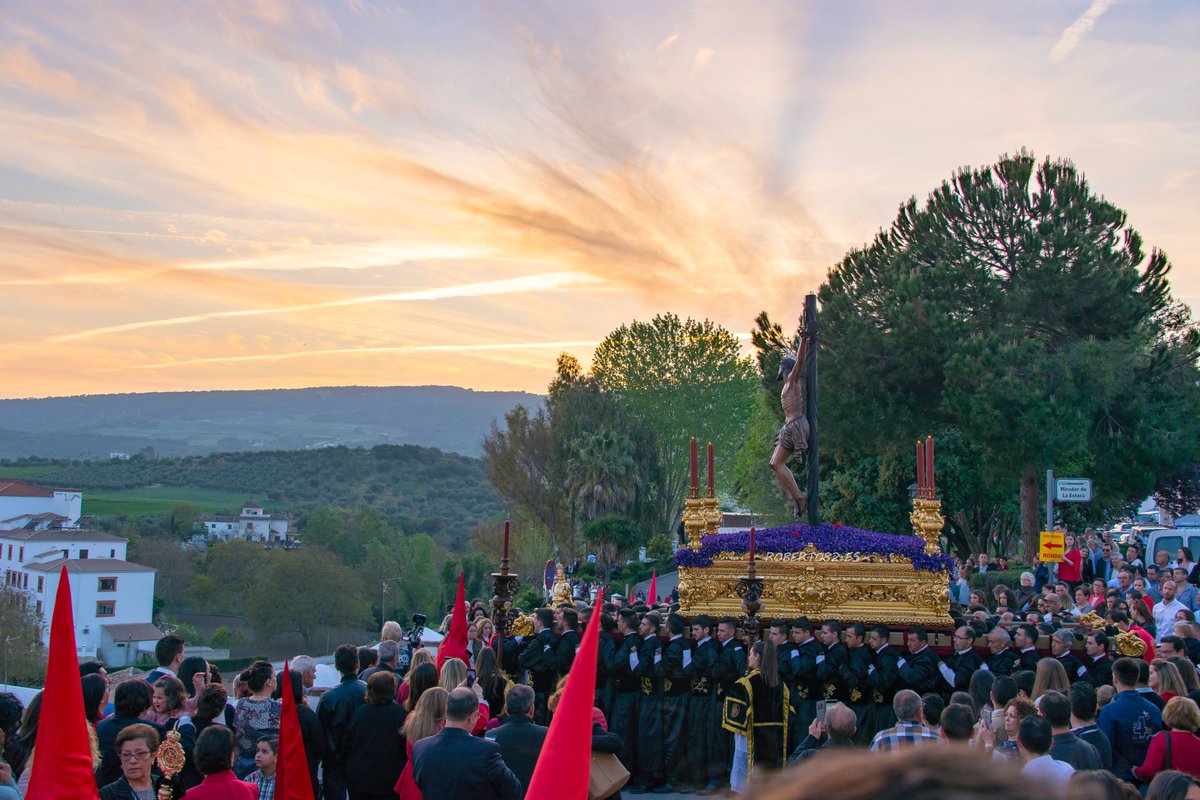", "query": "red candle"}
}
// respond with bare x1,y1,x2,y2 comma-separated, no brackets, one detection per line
749,526,756,562
690,437,699,496
707,442,715,496
916,439,925,495
502,518,510,561
927,436,935,495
